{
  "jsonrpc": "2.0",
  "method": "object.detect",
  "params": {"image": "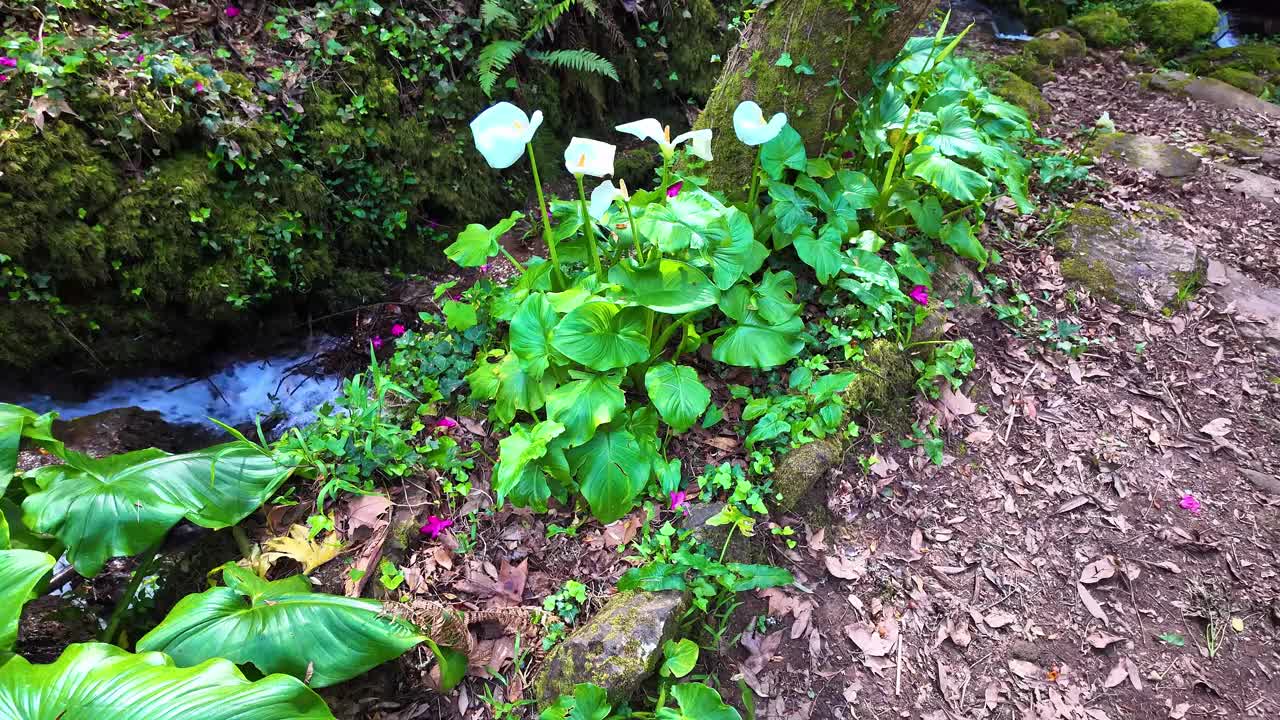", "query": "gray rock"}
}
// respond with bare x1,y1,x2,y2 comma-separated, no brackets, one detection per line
1208,261,1280,354
1057,204,1203,307
534,590,686,704
772,439,842,513
1091,133,1202,178
1150,70,1280,120
1240,468,1280,496
1217,164,1280,202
